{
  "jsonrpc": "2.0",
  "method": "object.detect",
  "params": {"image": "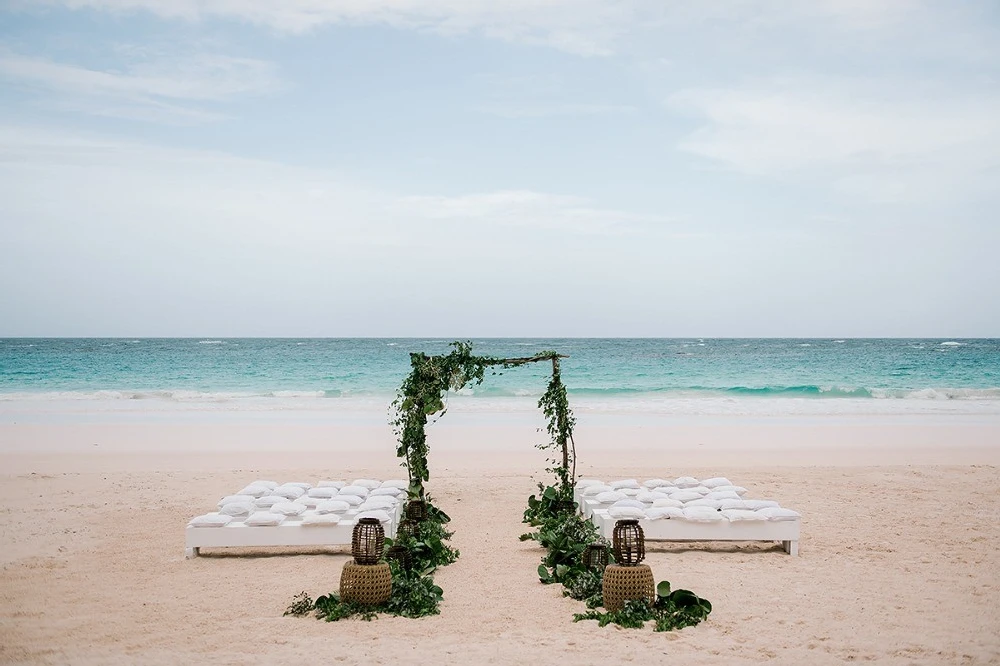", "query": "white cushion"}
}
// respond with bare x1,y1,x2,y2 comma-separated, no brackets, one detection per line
370,487,402,497
359,497,396,511
722,509,767,522
620,488,642,497
705,490,741,501
217,494,256,508
307,487,339,499
352,479,382,490
339,485,370,498
582,484,614,497
609,479,640,490
608,505,645,519
718,499,753,511
673,476,700,488
189,513,232,527
689,486,711,496
713,485,748,496
238,484,271,498
271,502,306,516
317,480,346,489
295,496,322,508
251,480,279,490
652,498,684,509
254,495,287,508
594,491,626,504
681,506,724,522
302,513,341,526
380,479,409,489
669,490,703,503
642,478,673,489
757,507,801,521
743,500,780,510
645,507,683,520
316,500,352,514
611,499,647,510
576,479,604,488
282,482,312,490
356,510,392,522
219,502,254,517
337,494,364,507
635,490,658,503
701,477,733,489
271,486,305,500
245,512,285,527
685,498,721,509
